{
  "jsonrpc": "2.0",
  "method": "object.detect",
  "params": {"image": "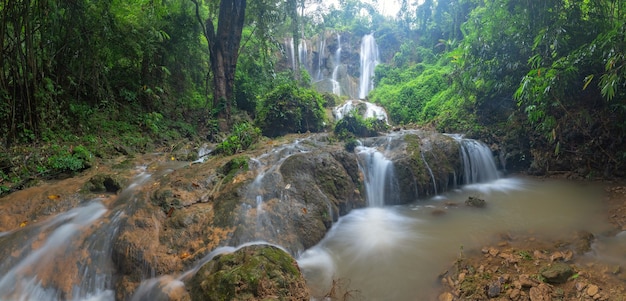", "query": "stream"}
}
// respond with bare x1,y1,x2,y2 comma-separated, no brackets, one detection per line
297,177,614,300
